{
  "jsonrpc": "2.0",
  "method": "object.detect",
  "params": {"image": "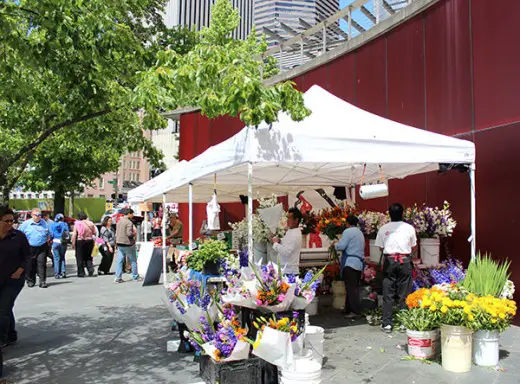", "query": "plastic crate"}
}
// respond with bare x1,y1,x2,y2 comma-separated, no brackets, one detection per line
199,355,278,384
